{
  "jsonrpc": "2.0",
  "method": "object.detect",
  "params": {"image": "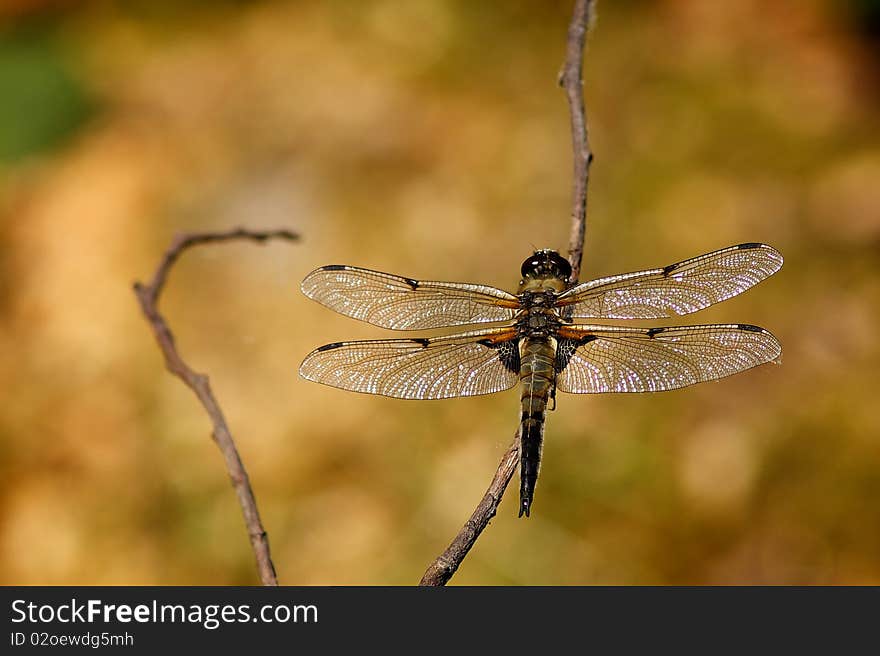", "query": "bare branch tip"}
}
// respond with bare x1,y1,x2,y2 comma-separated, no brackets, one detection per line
135,226,295,585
